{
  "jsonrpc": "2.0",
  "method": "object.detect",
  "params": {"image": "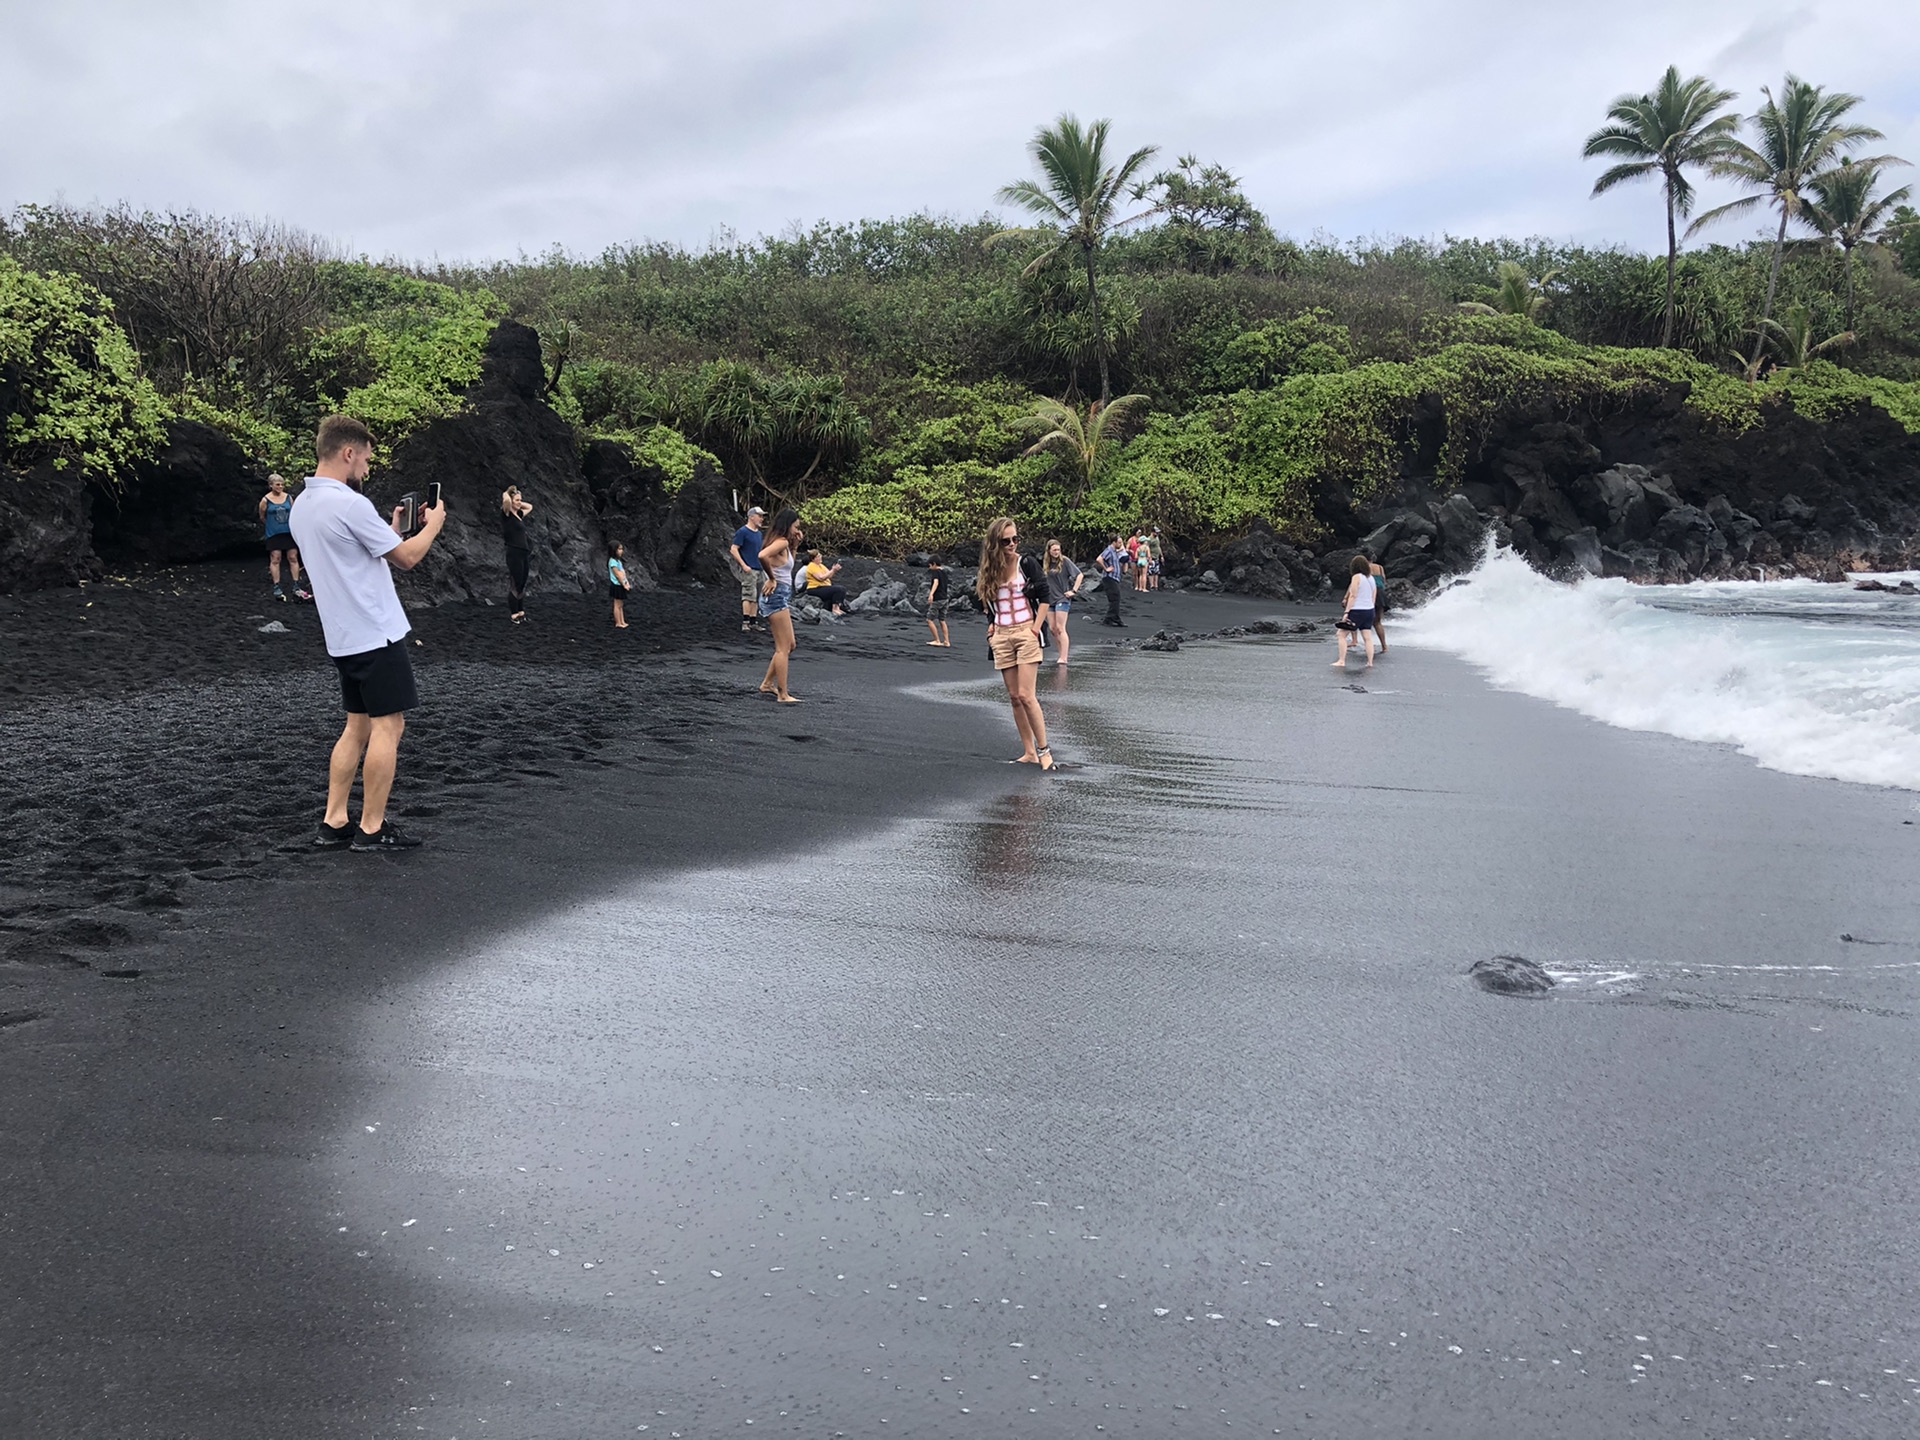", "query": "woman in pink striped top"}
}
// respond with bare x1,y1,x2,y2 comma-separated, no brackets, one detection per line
974,515,1055,770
